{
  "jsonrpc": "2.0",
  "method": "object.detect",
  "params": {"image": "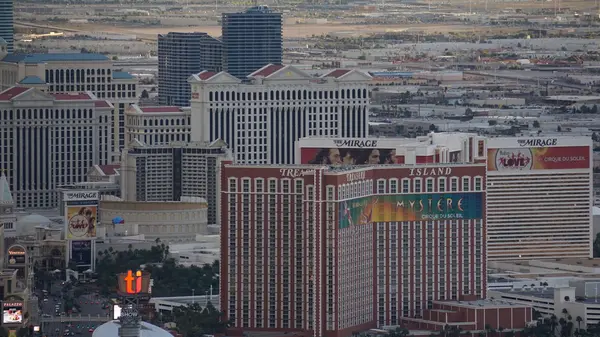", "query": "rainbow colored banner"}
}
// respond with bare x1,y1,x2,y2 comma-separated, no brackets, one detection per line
339,193,484,229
